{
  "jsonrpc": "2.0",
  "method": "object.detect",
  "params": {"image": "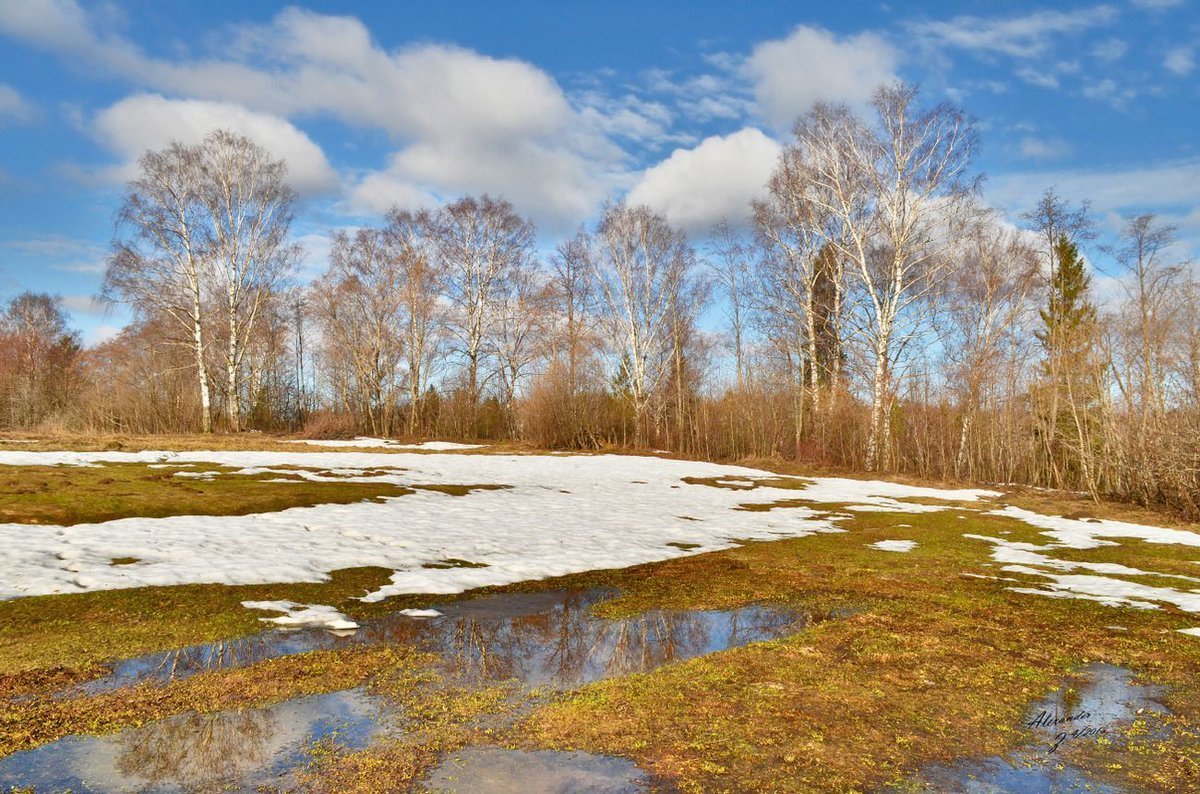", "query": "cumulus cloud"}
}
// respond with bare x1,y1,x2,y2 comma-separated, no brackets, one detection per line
625,128,781,233
88,94,338,194
0,3,626,228
745,26,899,129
